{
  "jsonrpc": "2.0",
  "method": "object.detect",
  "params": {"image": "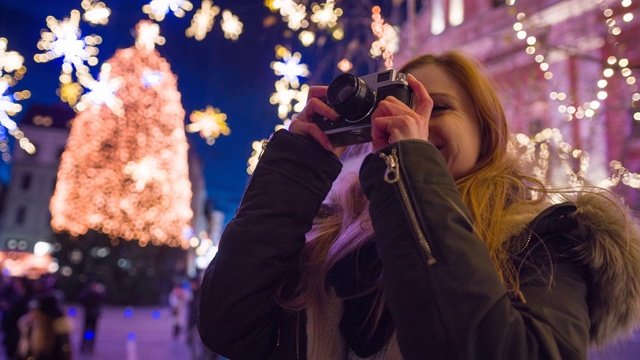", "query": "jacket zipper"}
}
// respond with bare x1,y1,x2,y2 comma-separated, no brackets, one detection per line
379,148,437,266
